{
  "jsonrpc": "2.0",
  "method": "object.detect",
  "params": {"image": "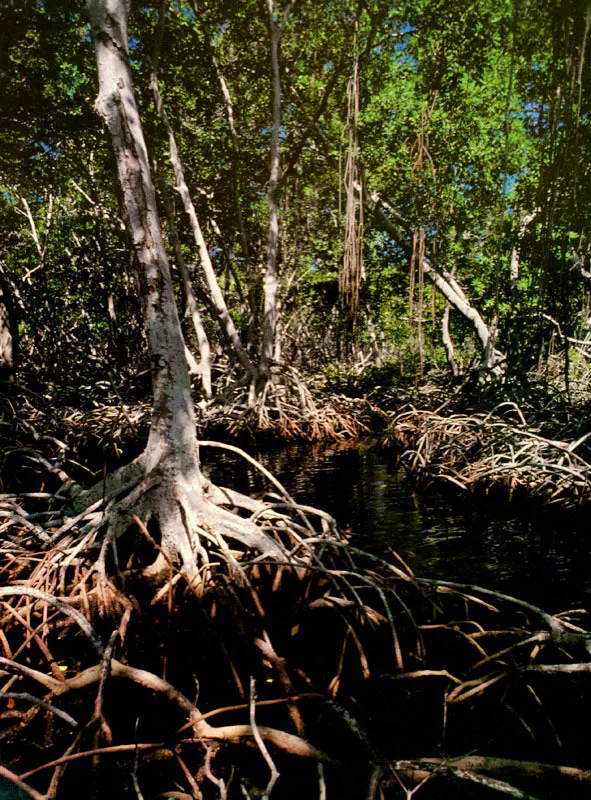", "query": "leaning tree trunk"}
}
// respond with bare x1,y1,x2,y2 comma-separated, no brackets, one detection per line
360,181,506,377
150,4,256,385
158,173,213,399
